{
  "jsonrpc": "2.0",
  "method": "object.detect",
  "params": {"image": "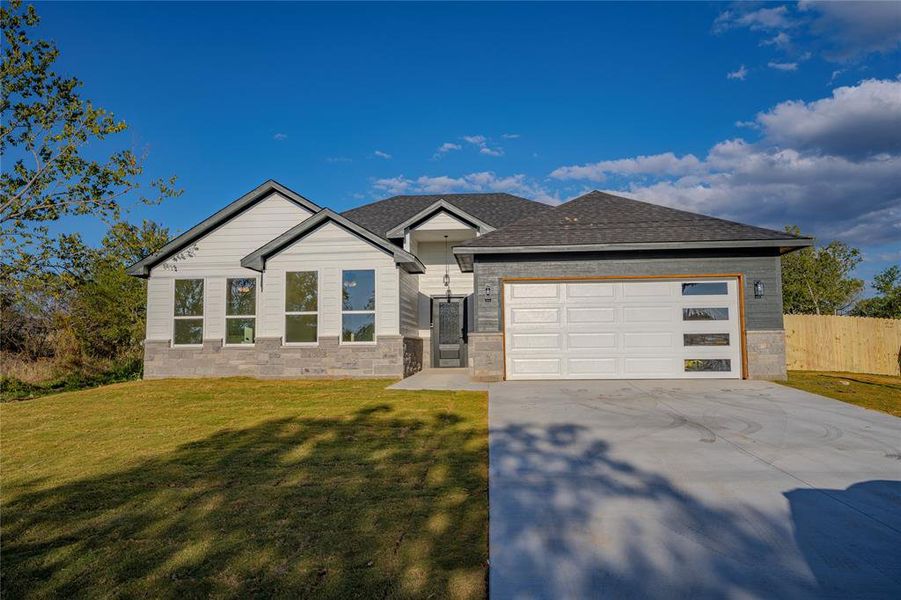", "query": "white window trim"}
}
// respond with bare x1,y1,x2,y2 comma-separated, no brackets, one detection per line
171,277,205,347
283,270,320,346
340,268,377,345
224,276,259,347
